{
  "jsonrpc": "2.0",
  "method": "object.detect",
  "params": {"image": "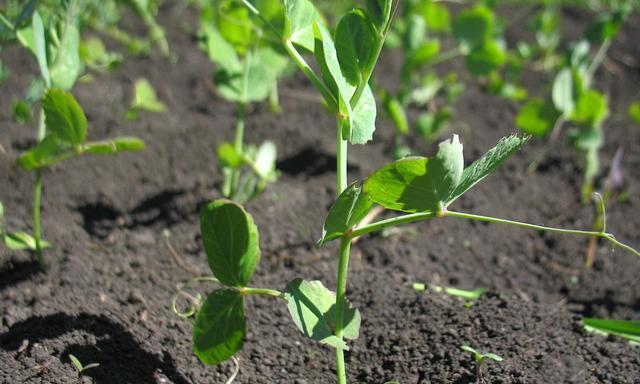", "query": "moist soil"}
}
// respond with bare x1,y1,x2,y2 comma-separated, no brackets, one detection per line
1,3,640,384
